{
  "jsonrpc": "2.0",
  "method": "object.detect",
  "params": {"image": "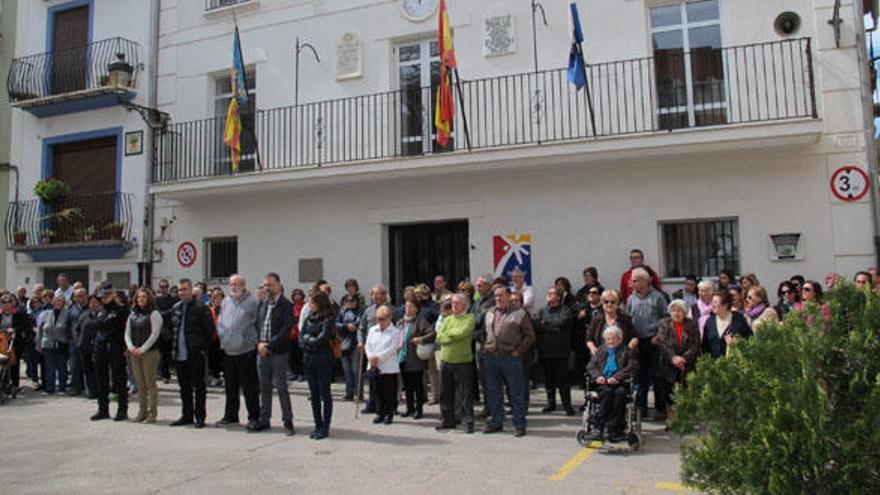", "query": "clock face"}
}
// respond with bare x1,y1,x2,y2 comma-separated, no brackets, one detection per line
402,0,438,21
